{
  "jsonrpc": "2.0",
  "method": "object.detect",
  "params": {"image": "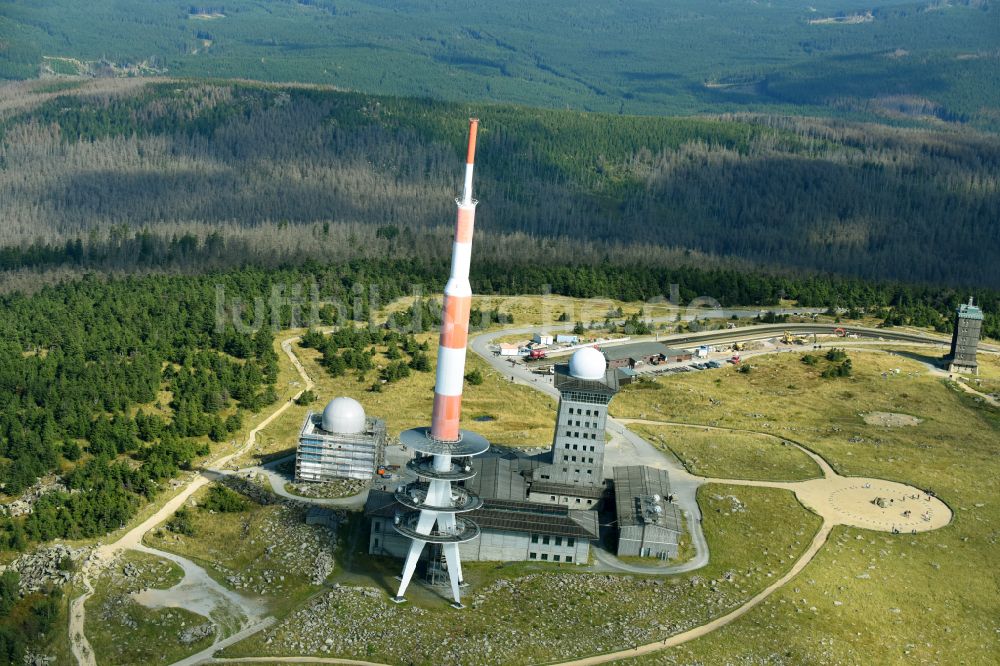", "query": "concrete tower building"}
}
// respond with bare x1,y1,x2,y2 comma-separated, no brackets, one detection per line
544,347,619,486
296,397,386,482
947,297,984,374
392,119,489,608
